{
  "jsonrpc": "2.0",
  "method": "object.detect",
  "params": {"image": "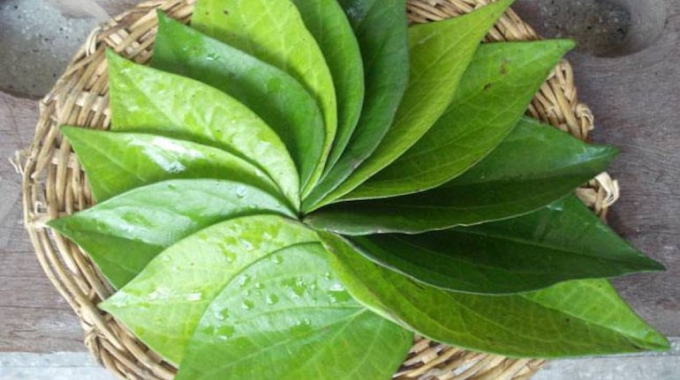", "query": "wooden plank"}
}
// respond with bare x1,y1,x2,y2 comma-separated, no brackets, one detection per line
0,92,85,352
